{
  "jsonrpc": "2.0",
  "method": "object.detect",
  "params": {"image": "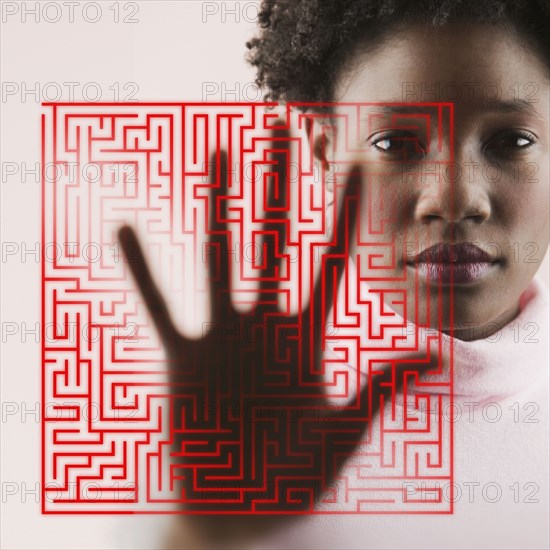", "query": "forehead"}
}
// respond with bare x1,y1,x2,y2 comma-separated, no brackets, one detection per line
334,21,549,106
